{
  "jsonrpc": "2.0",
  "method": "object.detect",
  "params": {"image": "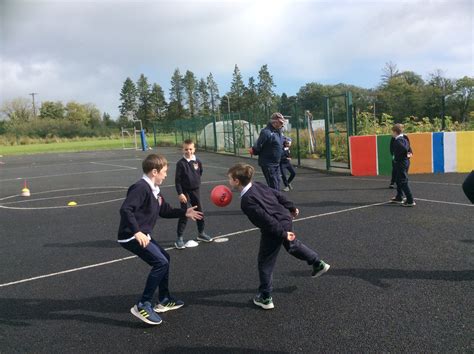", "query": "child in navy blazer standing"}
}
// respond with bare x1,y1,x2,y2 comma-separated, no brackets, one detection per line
118,154,203,325
227,163,330,310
